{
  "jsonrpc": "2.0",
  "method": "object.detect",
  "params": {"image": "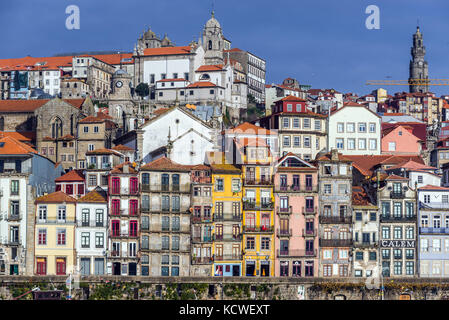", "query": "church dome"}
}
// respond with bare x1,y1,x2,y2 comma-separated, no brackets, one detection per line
143,27,158,40
161,34,173,47
205,12,221,29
